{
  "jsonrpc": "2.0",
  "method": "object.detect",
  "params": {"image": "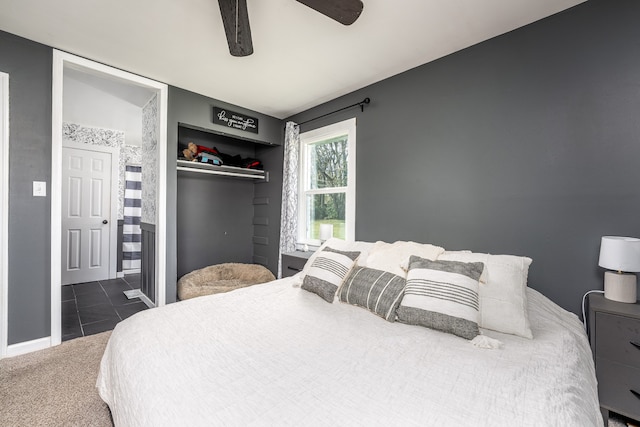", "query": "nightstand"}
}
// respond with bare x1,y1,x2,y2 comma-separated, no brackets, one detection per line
589,293,640,423
281,251,315,278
